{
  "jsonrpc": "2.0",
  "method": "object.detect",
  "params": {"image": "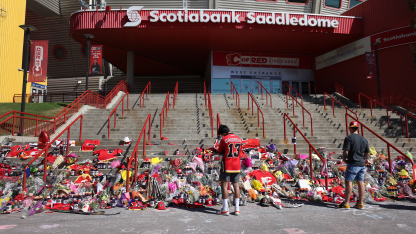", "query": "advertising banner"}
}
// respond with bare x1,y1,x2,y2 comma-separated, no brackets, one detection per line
28,40,48,82
365,52,376,79
90,45,103,75
213,51,301,67
315,37,371,70
371,26,416,50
